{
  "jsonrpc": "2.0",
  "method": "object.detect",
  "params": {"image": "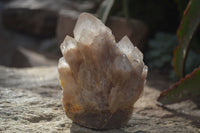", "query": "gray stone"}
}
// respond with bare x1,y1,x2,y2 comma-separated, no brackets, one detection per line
56,10,80,44
107,17,147,50
11,47,58,67
0,0,13,3
0,16,58,68
1,0,96,37
0,66,199,132
0,31,41,67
